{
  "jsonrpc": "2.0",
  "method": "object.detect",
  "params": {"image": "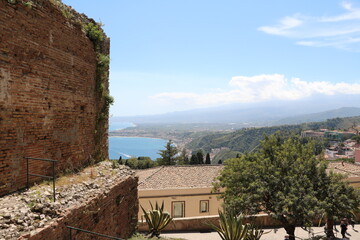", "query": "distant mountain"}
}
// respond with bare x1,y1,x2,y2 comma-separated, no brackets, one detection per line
186,115,360,153
275,107,360,125
112,95,360,126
